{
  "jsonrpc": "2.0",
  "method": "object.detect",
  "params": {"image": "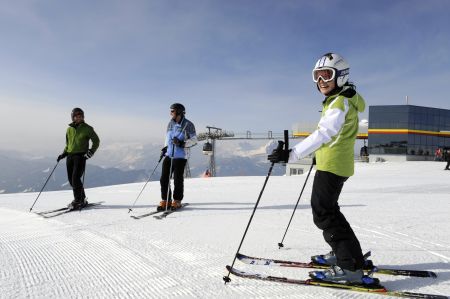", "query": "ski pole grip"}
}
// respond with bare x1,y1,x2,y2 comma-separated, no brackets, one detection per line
284,130,289,151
